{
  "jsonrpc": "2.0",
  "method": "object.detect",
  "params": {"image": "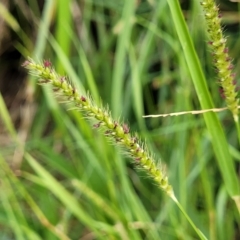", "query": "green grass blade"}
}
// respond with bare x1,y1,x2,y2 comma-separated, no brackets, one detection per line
111,0,135,117
54,0,72,74
33,0,55,59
